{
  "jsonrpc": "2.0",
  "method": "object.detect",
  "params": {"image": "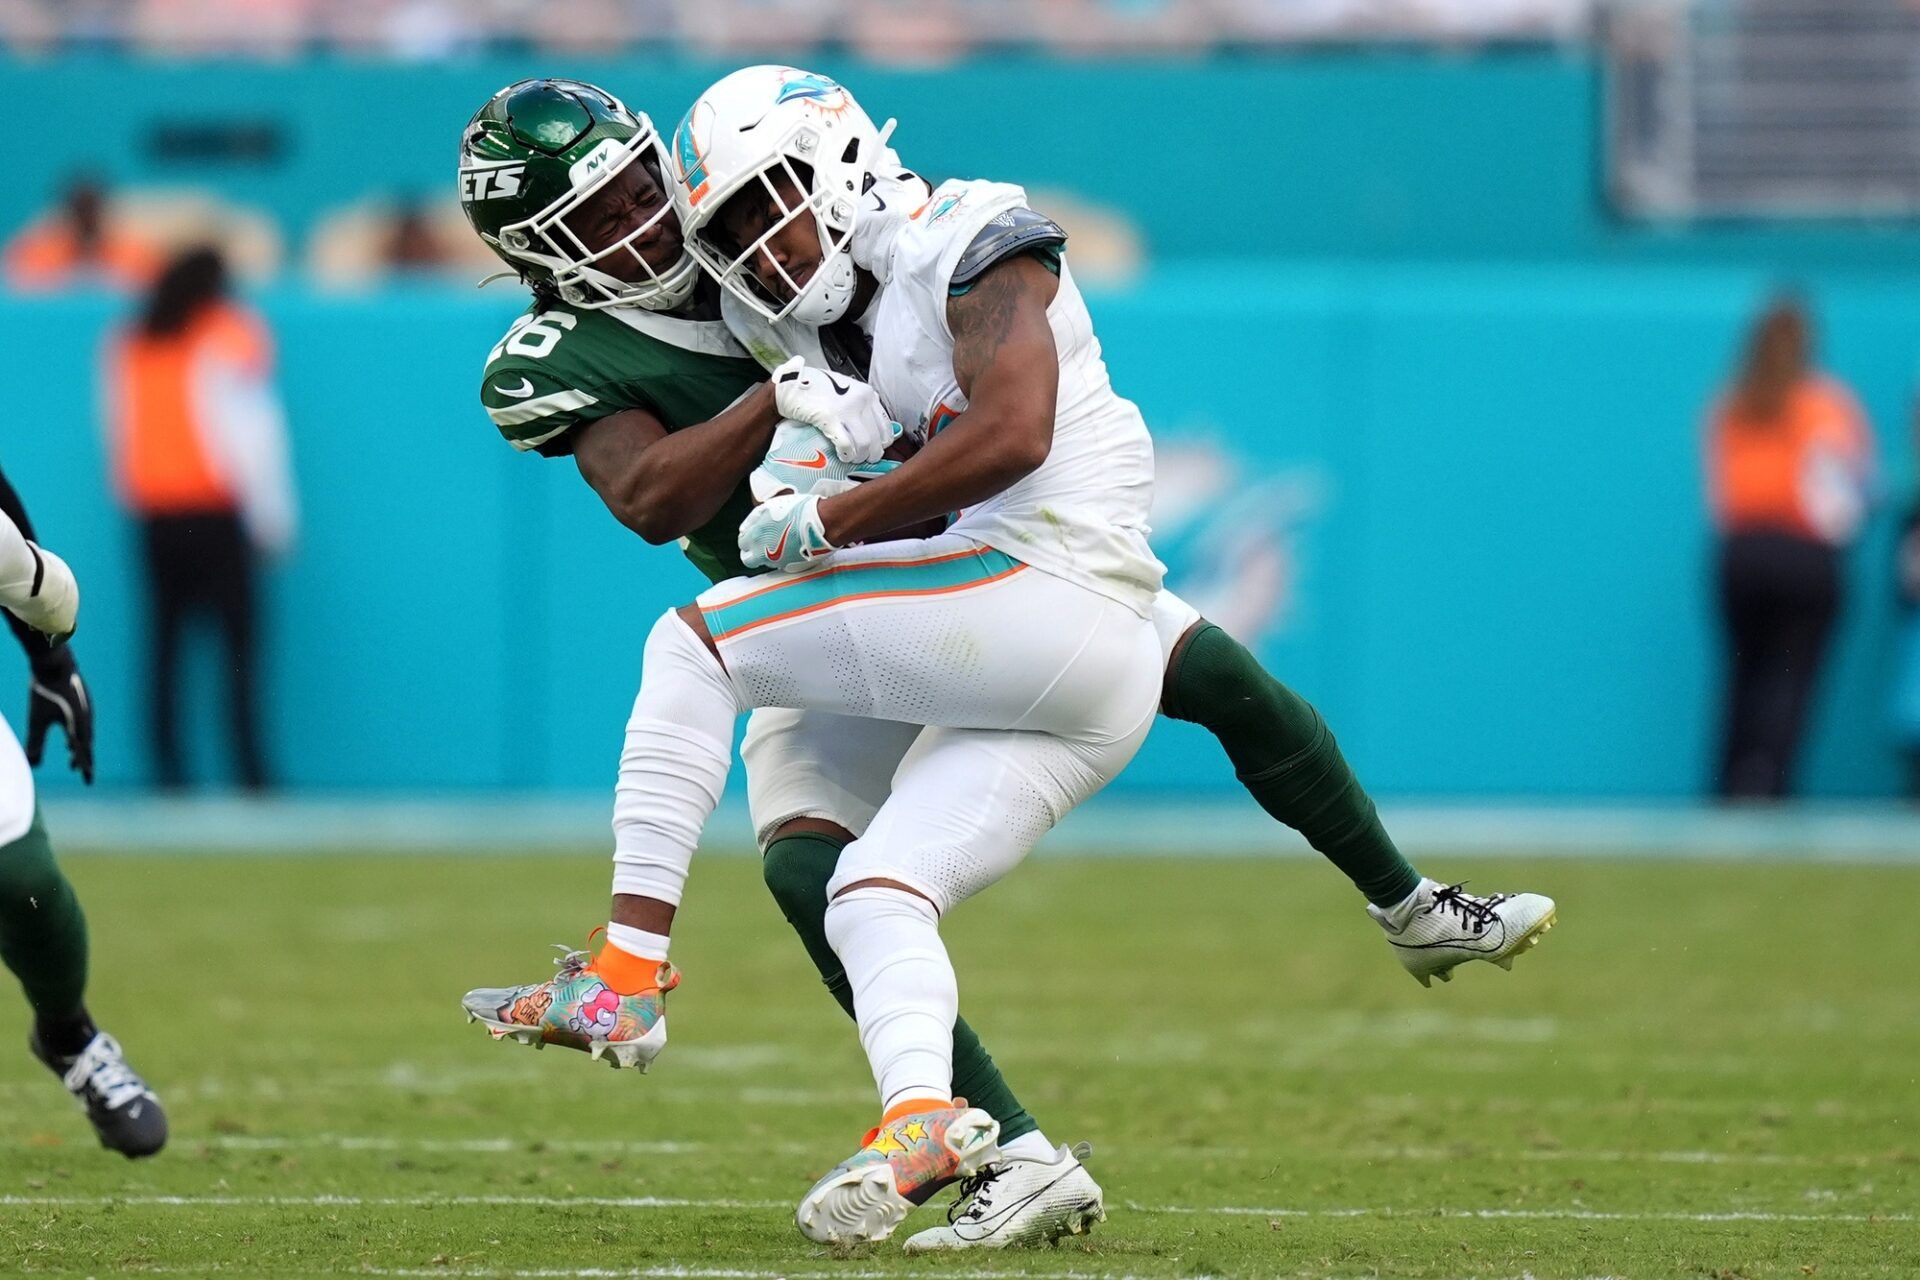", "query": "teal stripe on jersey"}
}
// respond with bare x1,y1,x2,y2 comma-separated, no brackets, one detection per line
701,547,1022,642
